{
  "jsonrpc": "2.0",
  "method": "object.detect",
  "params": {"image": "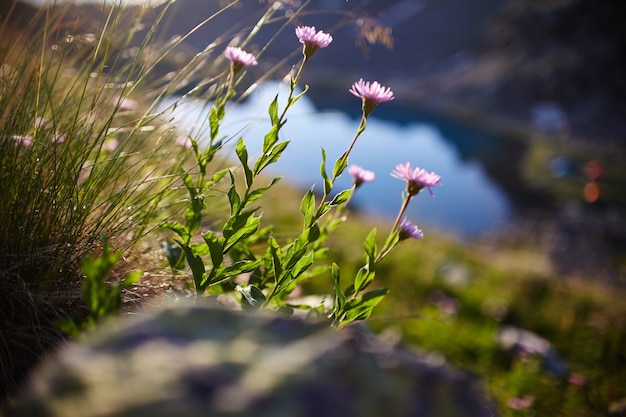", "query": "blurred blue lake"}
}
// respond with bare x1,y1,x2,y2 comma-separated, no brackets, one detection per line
162,82,511,237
